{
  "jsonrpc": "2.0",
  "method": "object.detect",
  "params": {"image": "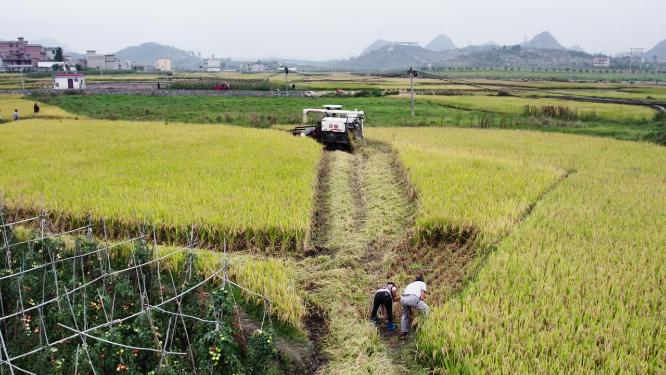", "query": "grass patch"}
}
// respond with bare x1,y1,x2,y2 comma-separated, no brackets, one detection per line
33,93,666,144
33,94,486,128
